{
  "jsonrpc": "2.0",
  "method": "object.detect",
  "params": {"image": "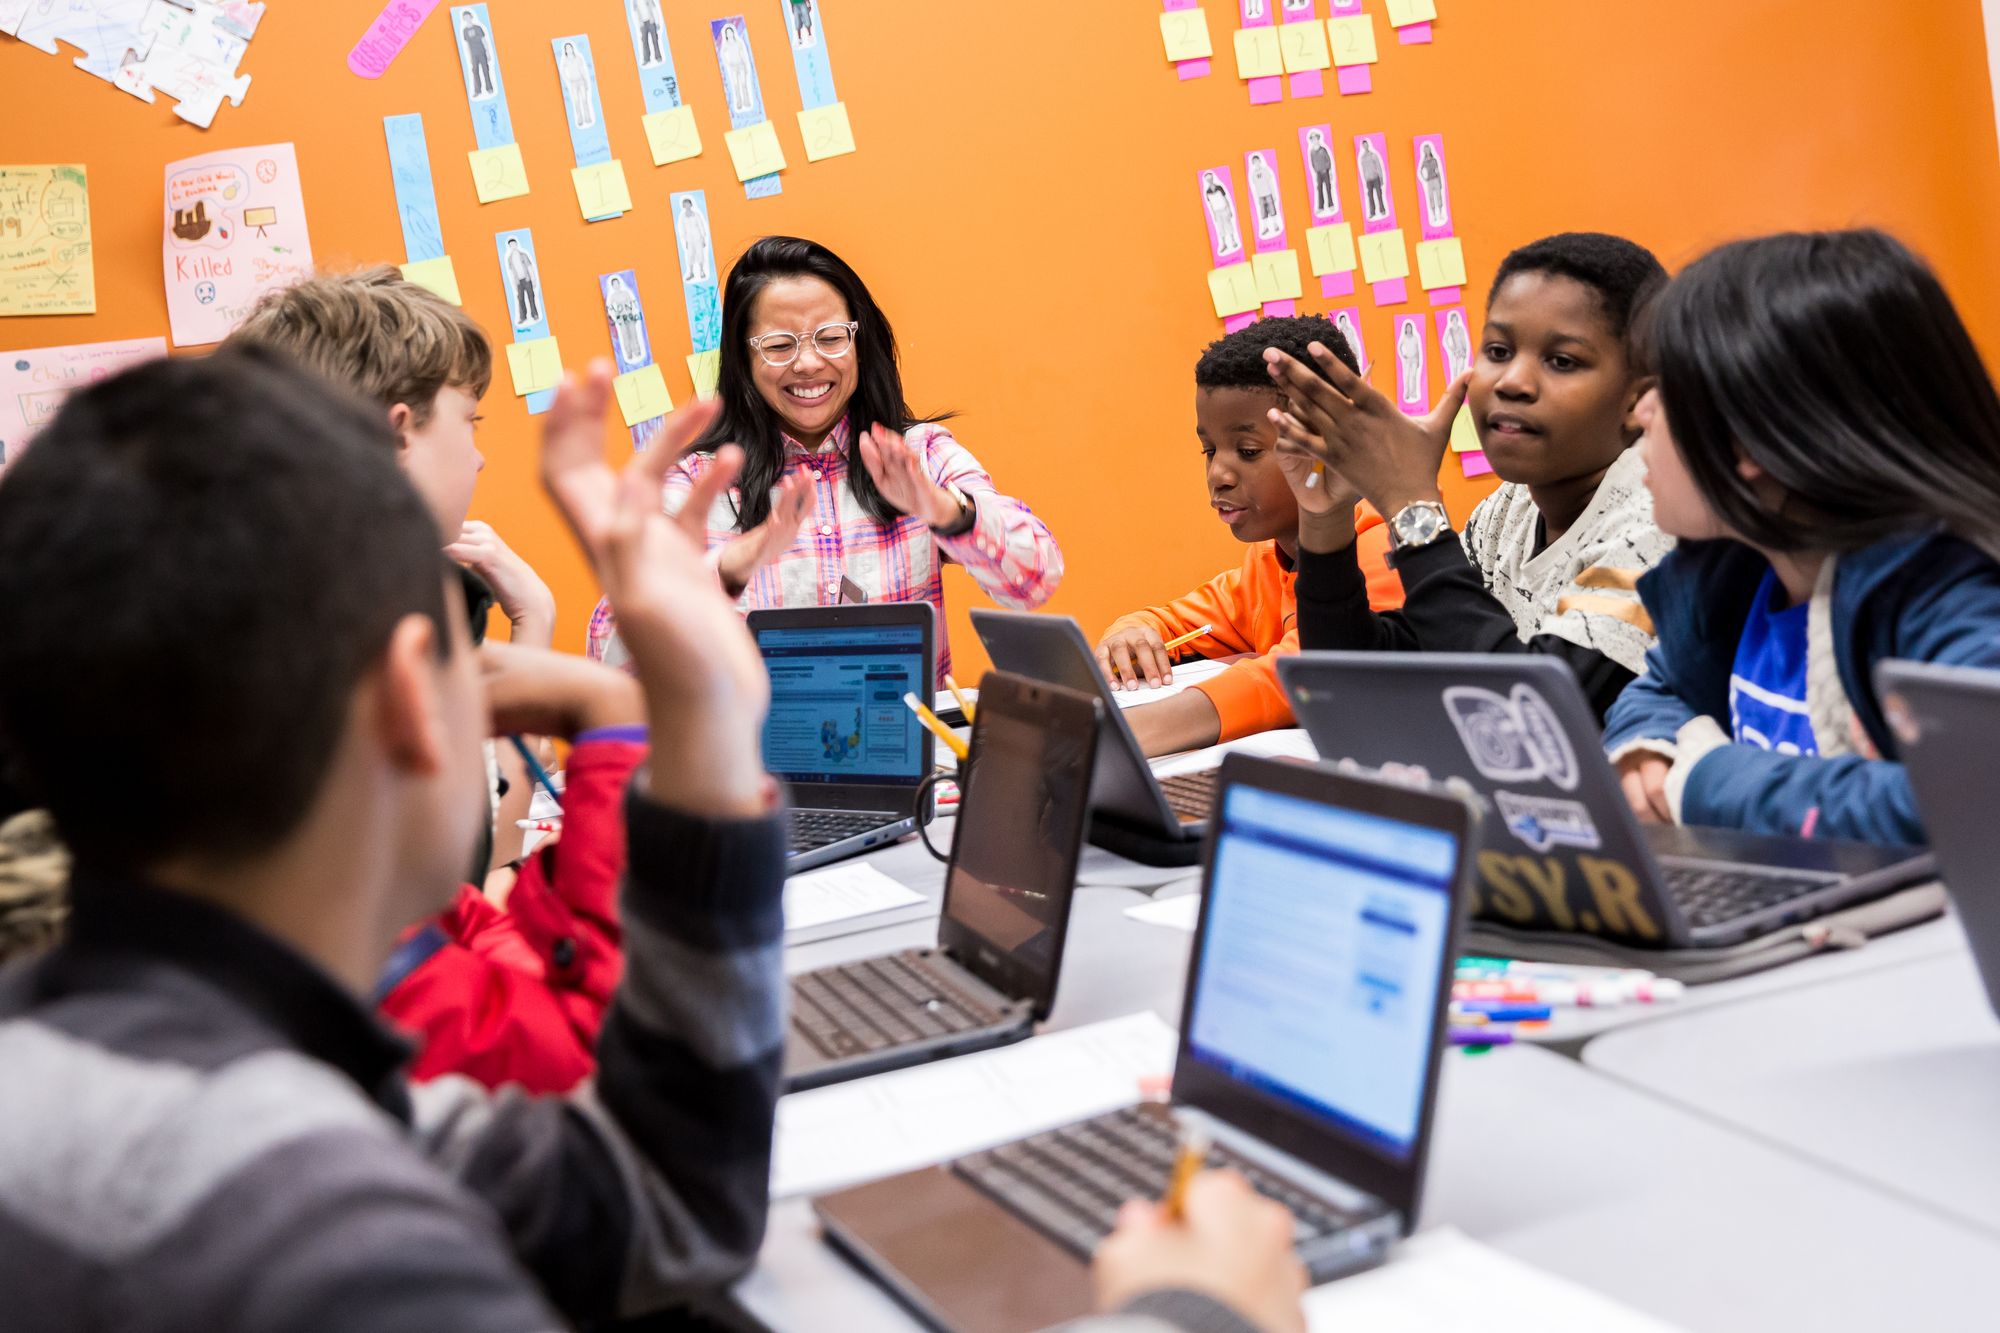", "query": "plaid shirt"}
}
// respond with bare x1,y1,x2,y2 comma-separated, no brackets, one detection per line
587,421,1063,681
